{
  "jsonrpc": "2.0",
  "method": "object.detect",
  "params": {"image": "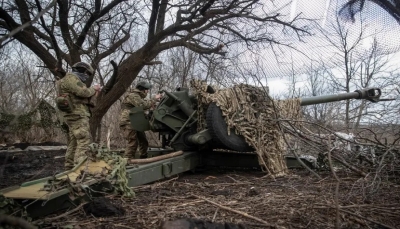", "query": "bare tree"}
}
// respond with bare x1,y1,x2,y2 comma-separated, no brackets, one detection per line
300,65,339,128
0,44,55,113
317,14,396,130
0,0,310,139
